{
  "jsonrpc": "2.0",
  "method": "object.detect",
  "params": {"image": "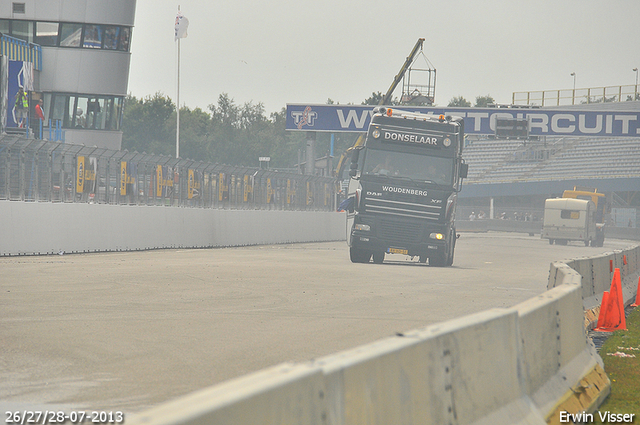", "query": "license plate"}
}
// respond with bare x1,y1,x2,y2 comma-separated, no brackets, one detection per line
388,248,408,255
